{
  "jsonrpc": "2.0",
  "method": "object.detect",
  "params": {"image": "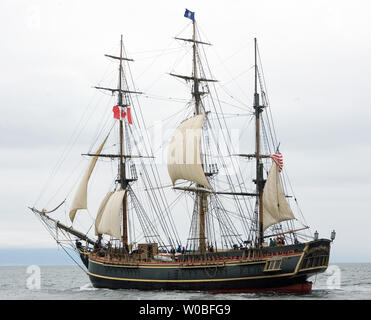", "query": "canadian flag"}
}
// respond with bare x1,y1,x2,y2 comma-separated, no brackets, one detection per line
113,105,132,124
